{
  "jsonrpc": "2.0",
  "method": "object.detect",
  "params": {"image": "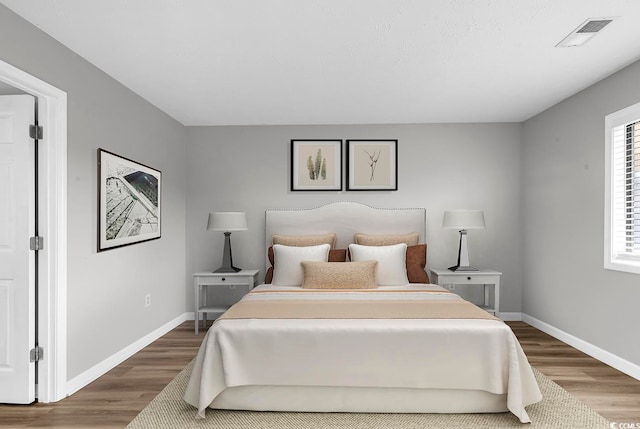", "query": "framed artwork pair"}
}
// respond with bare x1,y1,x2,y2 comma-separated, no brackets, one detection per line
291,139,398,191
